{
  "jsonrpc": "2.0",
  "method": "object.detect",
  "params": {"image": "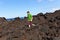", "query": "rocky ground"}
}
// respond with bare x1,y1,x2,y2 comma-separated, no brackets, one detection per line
0,10,60,40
